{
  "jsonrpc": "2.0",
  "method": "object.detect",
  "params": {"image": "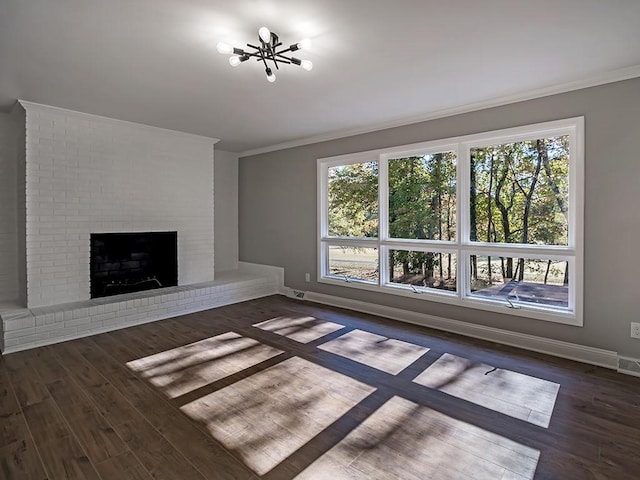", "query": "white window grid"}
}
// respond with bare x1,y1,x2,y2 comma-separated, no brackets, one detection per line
318,117,584,326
